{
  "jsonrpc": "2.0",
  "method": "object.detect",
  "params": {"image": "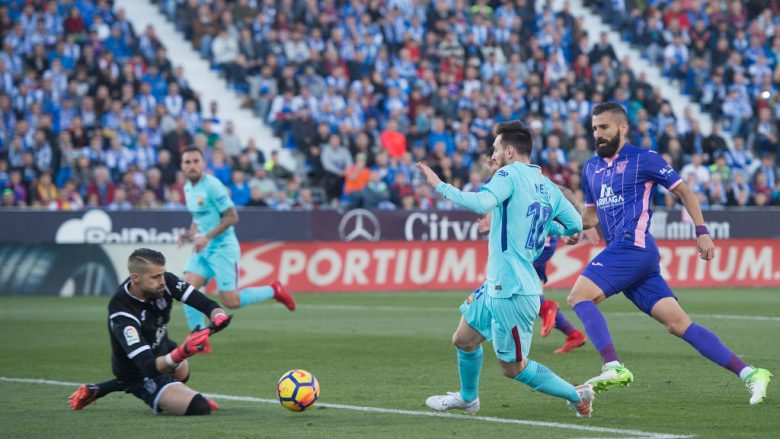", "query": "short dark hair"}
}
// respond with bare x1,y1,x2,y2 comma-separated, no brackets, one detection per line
181,146,204,158
592,102,628,124
128,248,166,274
495,121,533,156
